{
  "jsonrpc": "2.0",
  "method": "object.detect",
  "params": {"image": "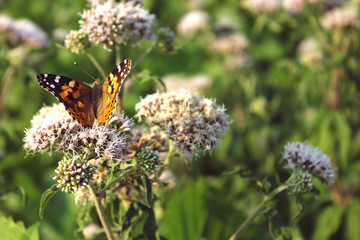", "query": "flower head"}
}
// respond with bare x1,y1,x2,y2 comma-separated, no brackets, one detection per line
136,146,162,173
321,7,358,29
24,104,133,159
283,0,306,14
53,155,97,193
243,0,280,13
211,33,249,54
78,1,156,50
177,10,210,38
0,15,49,49
283,141,336,185
136,89,231,159
64,30,88,54
163,74,212,92
297,37,322,66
